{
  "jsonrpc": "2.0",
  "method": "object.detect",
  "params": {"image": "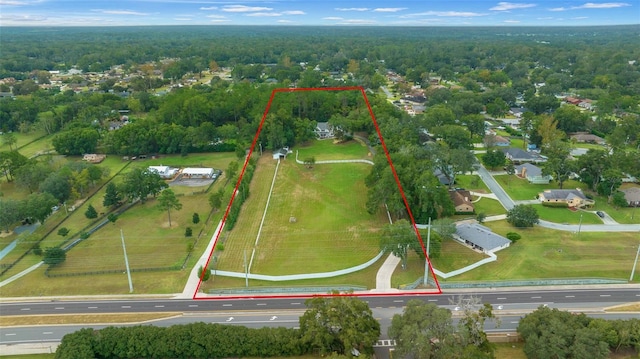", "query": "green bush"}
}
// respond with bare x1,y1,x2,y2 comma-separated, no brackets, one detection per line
541,202,569,208
506,232,521,242
185,227,192,237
